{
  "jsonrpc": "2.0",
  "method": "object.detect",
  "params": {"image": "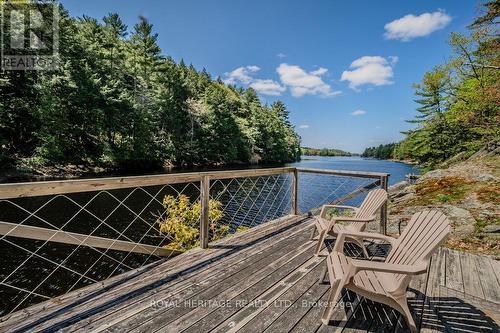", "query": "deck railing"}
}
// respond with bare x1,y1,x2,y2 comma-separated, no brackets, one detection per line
0,167,388,315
